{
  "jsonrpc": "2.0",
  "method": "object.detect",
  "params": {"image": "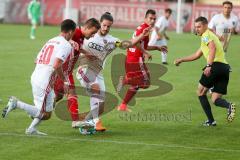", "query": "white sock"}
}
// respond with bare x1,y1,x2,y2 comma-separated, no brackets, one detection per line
17,101,40,117
90,96,100,122
28,118,41,130
161,52,167,63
